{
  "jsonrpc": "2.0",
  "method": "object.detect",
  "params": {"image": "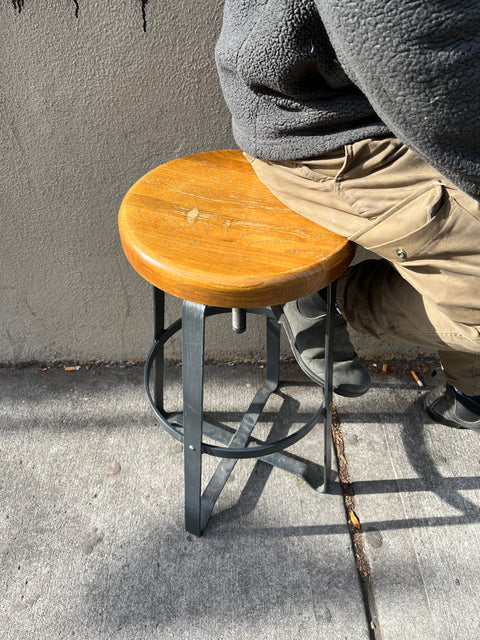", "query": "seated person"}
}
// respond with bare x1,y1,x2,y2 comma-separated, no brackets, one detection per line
215,1,480,432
